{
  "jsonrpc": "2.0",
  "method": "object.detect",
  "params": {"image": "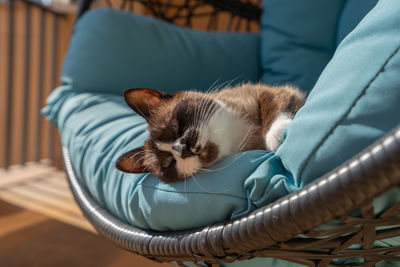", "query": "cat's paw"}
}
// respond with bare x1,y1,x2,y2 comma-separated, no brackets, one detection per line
265,113,292,152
